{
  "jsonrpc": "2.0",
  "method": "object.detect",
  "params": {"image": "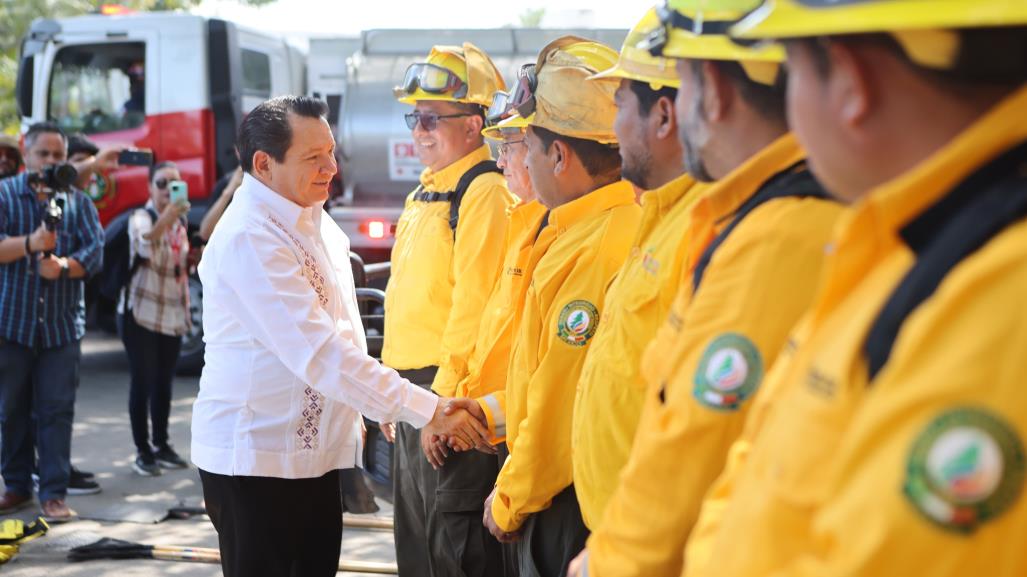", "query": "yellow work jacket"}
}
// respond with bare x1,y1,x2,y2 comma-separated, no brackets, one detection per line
572,173,705,529
453,199,548,441
492,180,642,533
382,145,514,389
684,86,1027,577
586,134,844,577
